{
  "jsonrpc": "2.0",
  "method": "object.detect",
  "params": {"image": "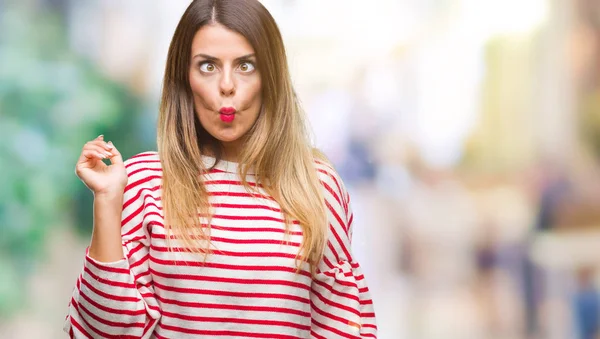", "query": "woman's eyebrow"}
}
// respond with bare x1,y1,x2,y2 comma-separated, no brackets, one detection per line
193,53,256,62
